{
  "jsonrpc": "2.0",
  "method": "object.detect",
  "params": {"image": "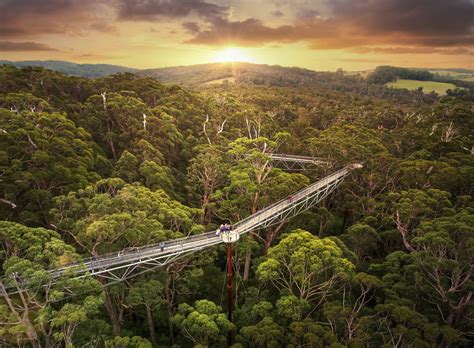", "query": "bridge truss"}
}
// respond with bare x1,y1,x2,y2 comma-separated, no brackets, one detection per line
1,159,361,294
